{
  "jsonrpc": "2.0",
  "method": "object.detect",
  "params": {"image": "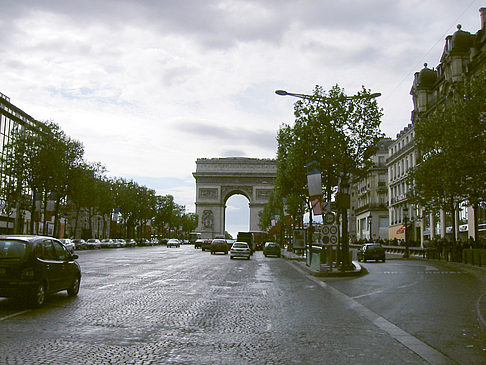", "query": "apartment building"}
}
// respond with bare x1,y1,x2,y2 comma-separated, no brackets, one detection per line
386,125,418,242
408,8,486,242
353,138,392,241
